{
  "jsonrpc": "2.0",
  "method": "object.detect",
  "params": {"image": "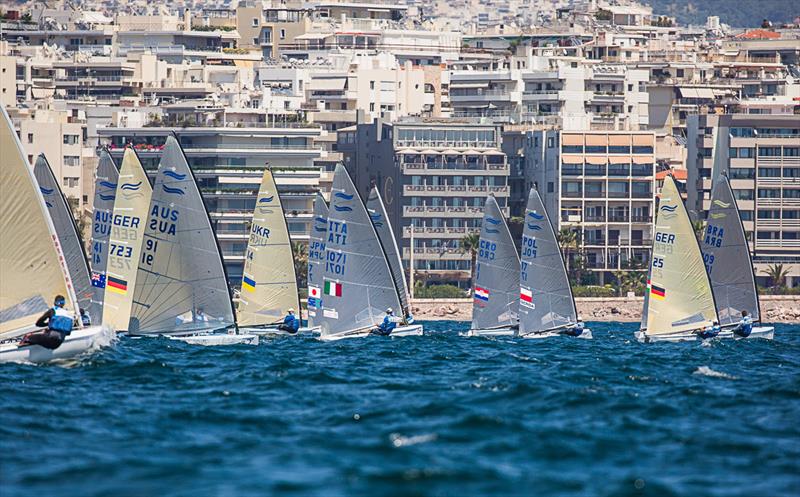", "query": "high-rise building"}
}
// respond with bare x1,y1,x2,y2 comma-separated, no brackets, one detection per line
686,114,799,287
